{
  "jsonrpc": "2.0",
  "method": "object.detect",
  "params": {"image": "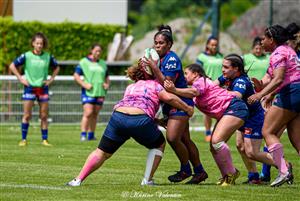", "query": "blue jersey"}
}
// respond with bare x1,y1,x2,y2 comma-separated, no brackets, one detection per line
218,74,262,115
160,51,193,106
